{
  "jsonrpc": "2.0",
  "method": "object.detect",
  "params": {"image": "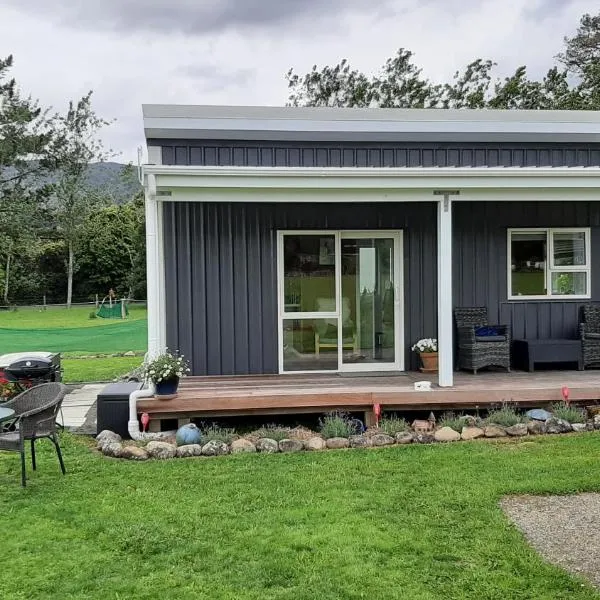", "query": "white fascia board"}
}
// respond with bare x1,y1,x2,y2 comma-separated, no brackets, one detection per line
144,165,600,195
